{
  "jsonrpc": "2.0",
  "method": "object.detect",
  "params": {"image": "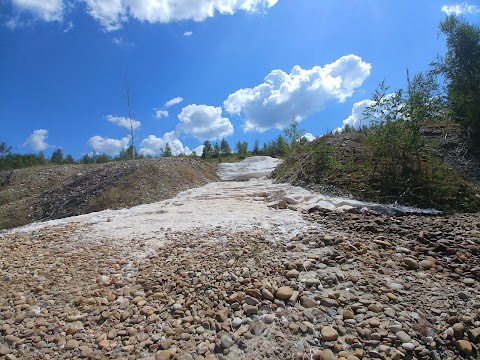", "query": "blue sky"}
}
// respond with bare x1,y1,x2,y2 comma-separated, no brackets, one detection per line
1,0,479,158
